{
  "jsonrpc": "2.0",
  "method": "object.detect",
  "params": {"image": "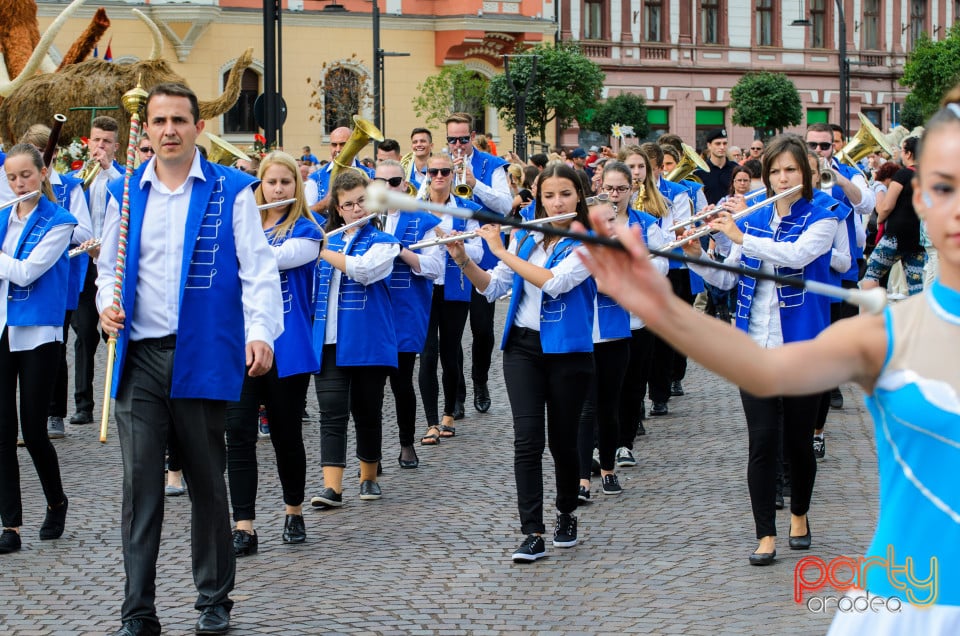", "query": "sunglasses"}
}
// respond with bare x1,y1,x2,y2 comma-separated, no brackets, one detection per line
374,176,404,187
427,167,452,177
585,193,611,206
750,146,763,151
446,136,472,145
139,147,154,154
807,142,833,151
